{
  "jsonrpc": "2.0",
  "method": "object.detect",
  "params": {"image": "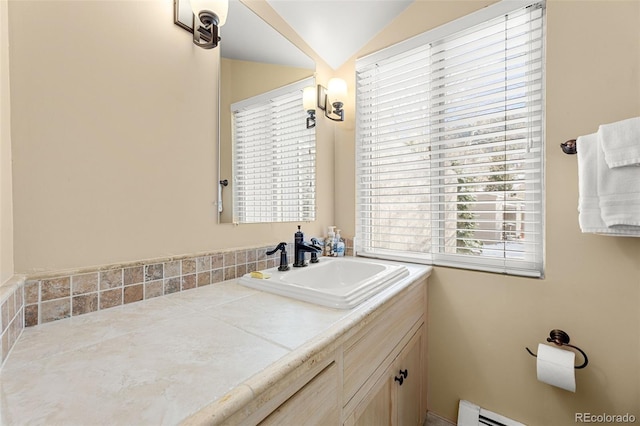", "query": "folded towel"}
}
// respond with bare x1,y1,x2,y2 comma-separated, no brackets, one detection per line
598,116,640,168
597,130,640,228
577,133,640,235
